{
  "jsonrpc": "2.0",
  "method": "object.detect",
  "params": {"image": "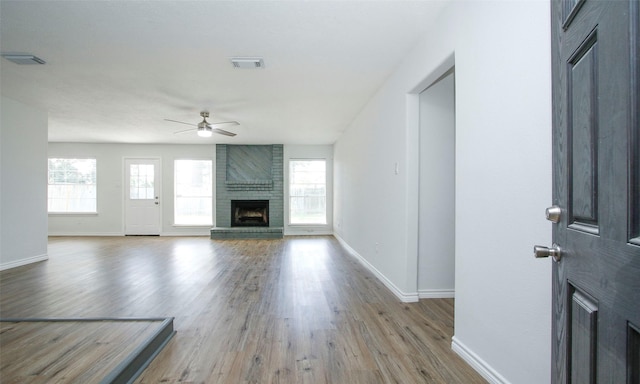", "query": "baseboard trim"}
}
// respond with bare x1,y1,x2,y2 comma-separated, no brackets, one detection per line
48,232,123,237
451,336,510,384
333,234,418,303
284,229,334,236
0,254,48,271
161,232,211,237
418,289,455,299
48,232,211,237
